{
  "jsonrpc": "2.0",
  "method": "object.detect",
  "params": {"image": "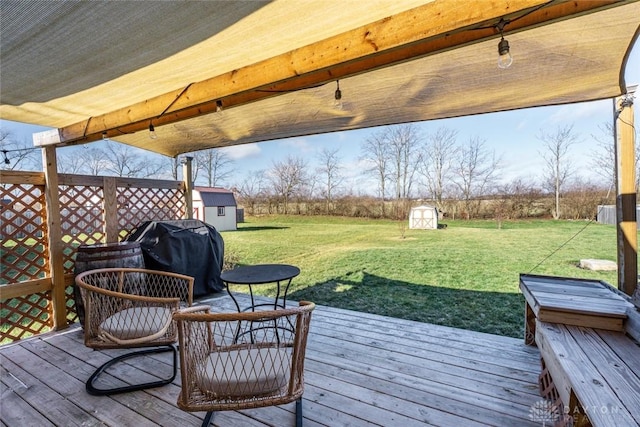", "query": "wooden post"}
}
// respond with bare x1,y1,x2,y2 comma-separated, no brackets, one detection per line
103,177,119,242
614,87,637,297
41,146,68,330
182,156,194,219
